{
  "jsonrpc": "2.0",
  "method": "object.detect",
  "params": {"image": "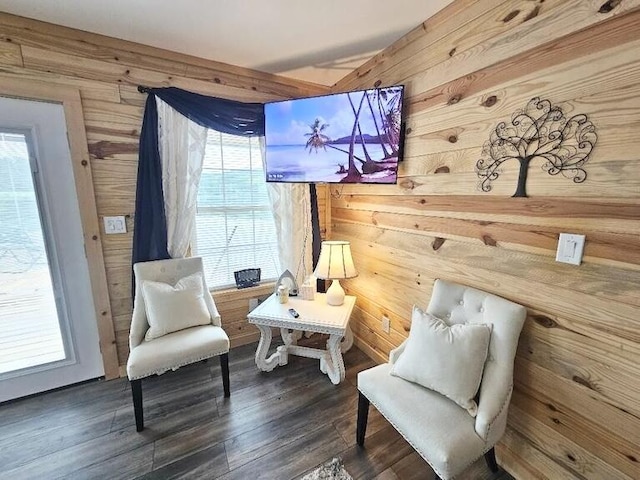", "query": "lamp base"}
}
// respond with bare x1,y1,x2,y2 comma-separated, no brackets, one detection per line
326,279,345,306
